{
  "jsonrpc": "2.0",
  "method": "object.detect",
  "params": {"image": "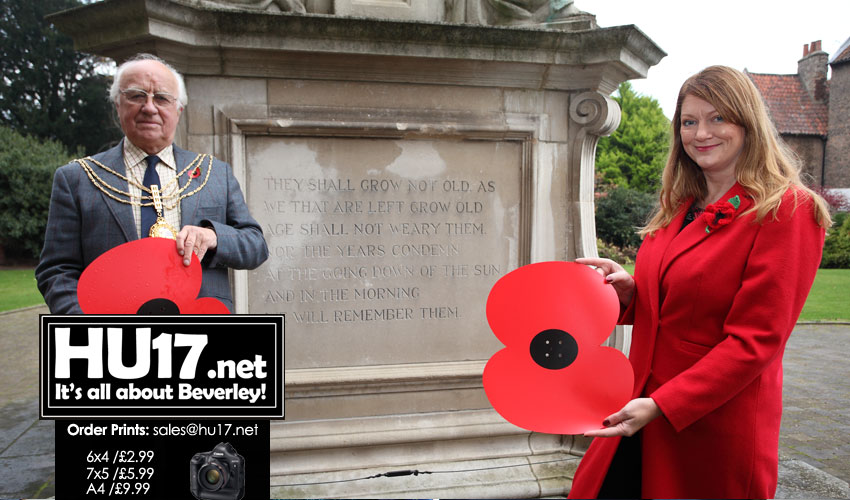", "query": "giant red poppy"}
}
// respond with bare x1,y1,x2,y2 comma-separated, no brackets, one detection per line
483,261,633,434
78,238,230,314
